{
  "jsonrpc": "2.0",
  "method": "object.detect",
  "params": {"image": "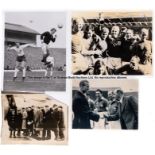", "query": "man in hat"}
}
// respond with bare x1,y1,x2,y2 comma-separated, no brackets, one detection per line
42,105,52,140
